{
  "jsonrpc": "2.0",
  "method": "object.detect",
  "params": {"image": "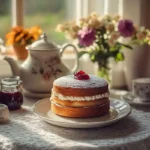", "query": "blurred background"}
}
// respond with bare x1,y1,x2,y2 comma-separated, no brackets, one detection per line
0,0,149,90
0,0,77,44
